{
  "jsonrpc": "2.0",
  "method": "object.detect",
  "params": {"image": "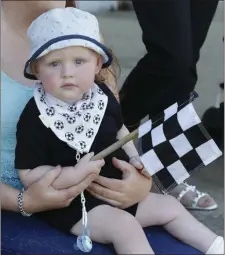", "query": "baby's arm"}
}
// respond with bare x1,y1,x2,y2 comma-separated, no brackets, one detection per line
18,165,77,189
18,166,54,188
18,153,104,190
117,125,143,169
